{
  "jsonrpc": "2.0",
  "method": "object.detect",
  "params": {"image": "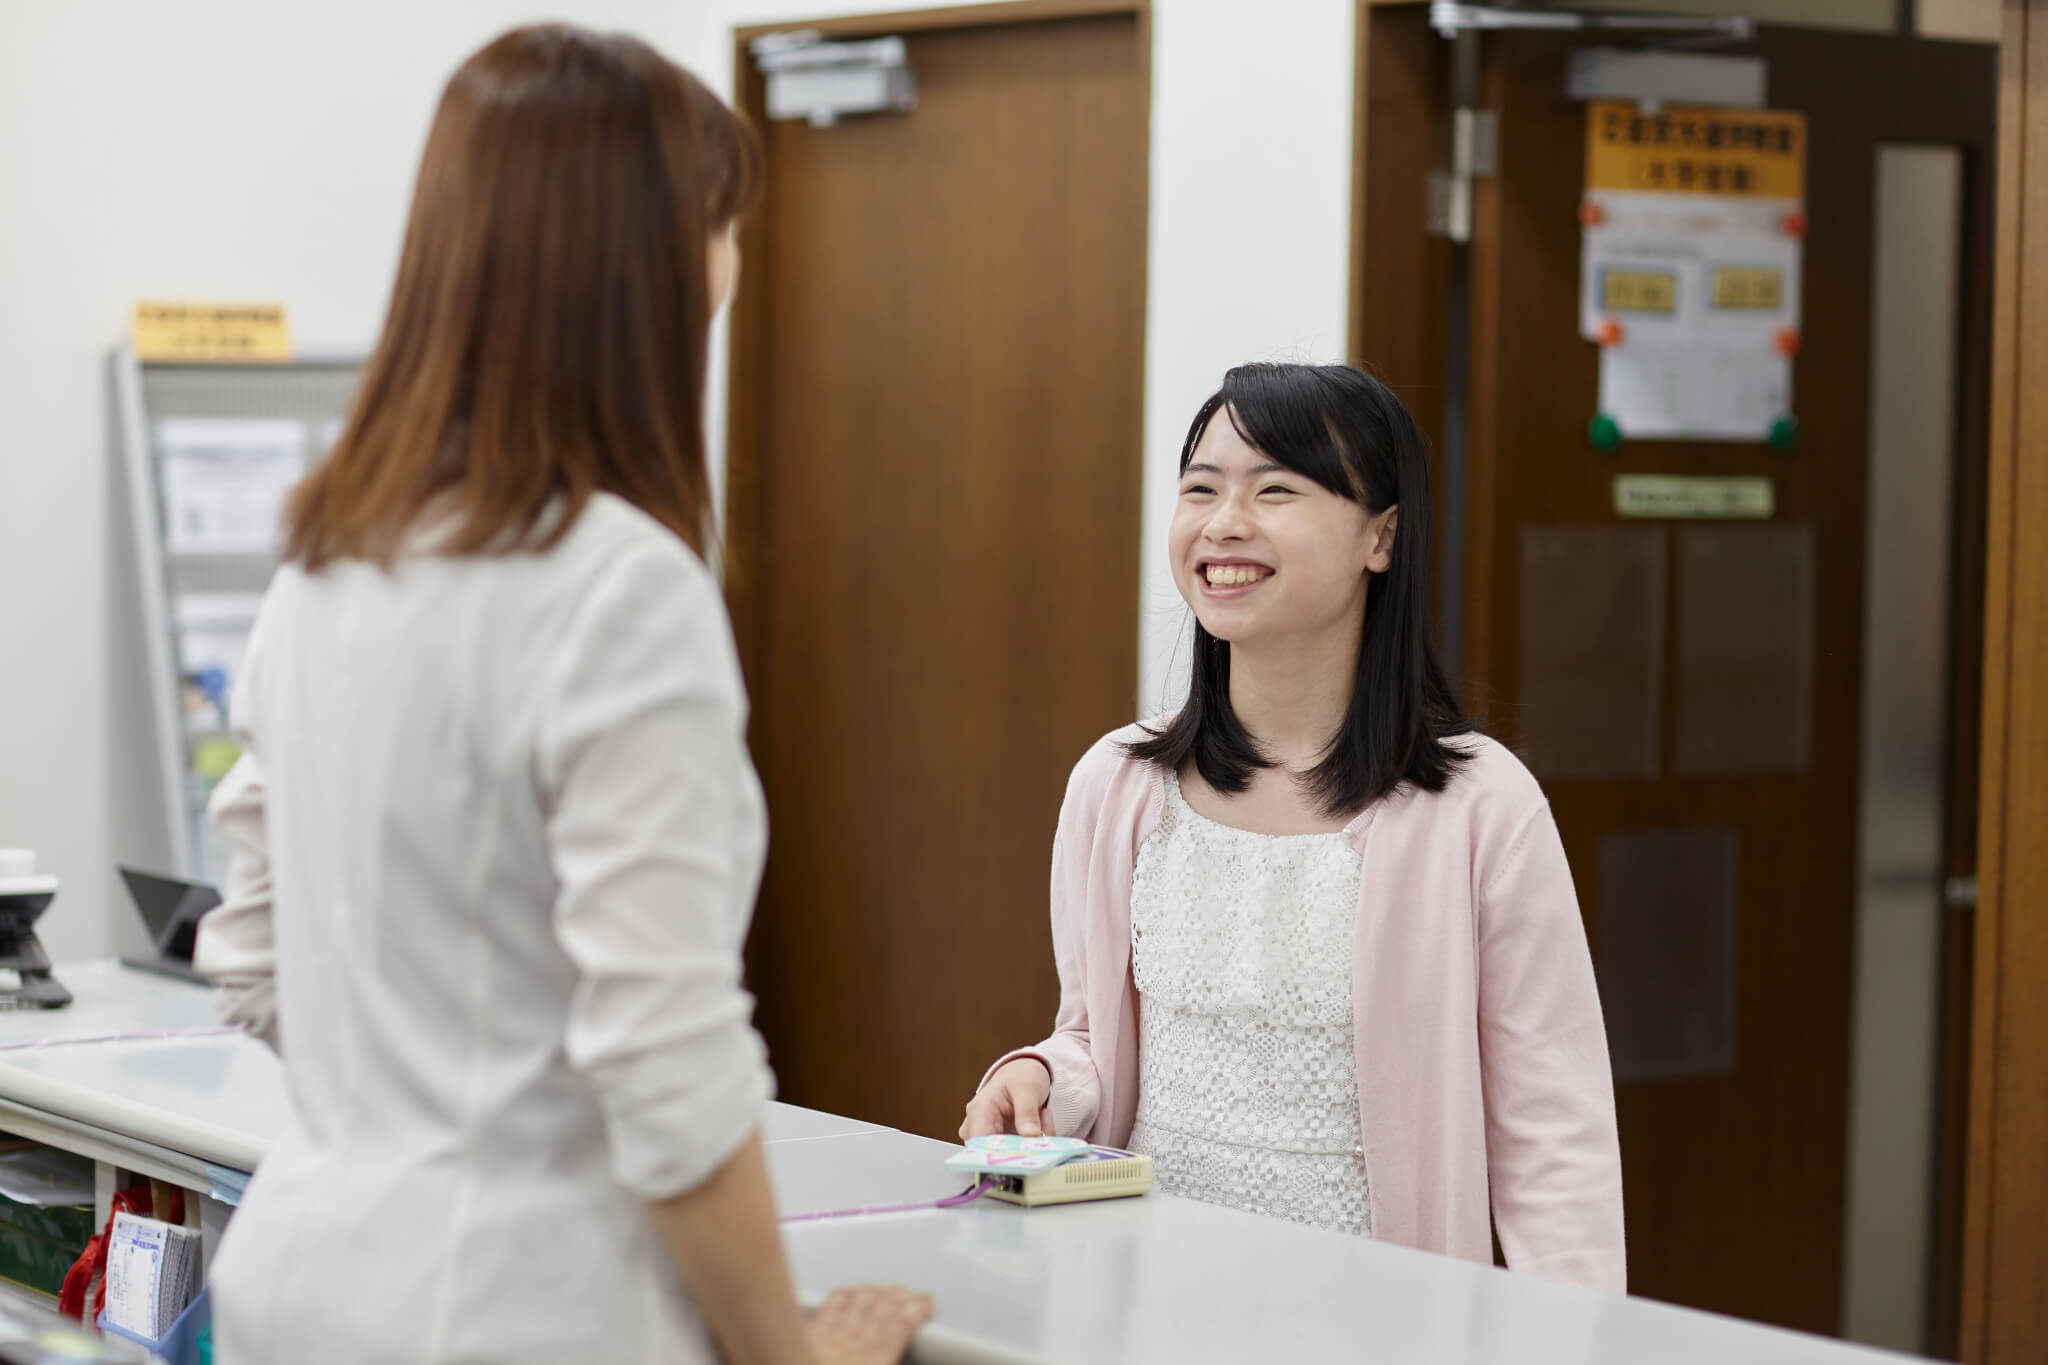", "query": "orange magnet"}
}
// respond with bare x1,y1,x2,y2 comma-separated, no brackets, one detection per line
1774,327,1801,356
1579,199,1606,228
1779,209,1809,238
1597,318,1624,348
